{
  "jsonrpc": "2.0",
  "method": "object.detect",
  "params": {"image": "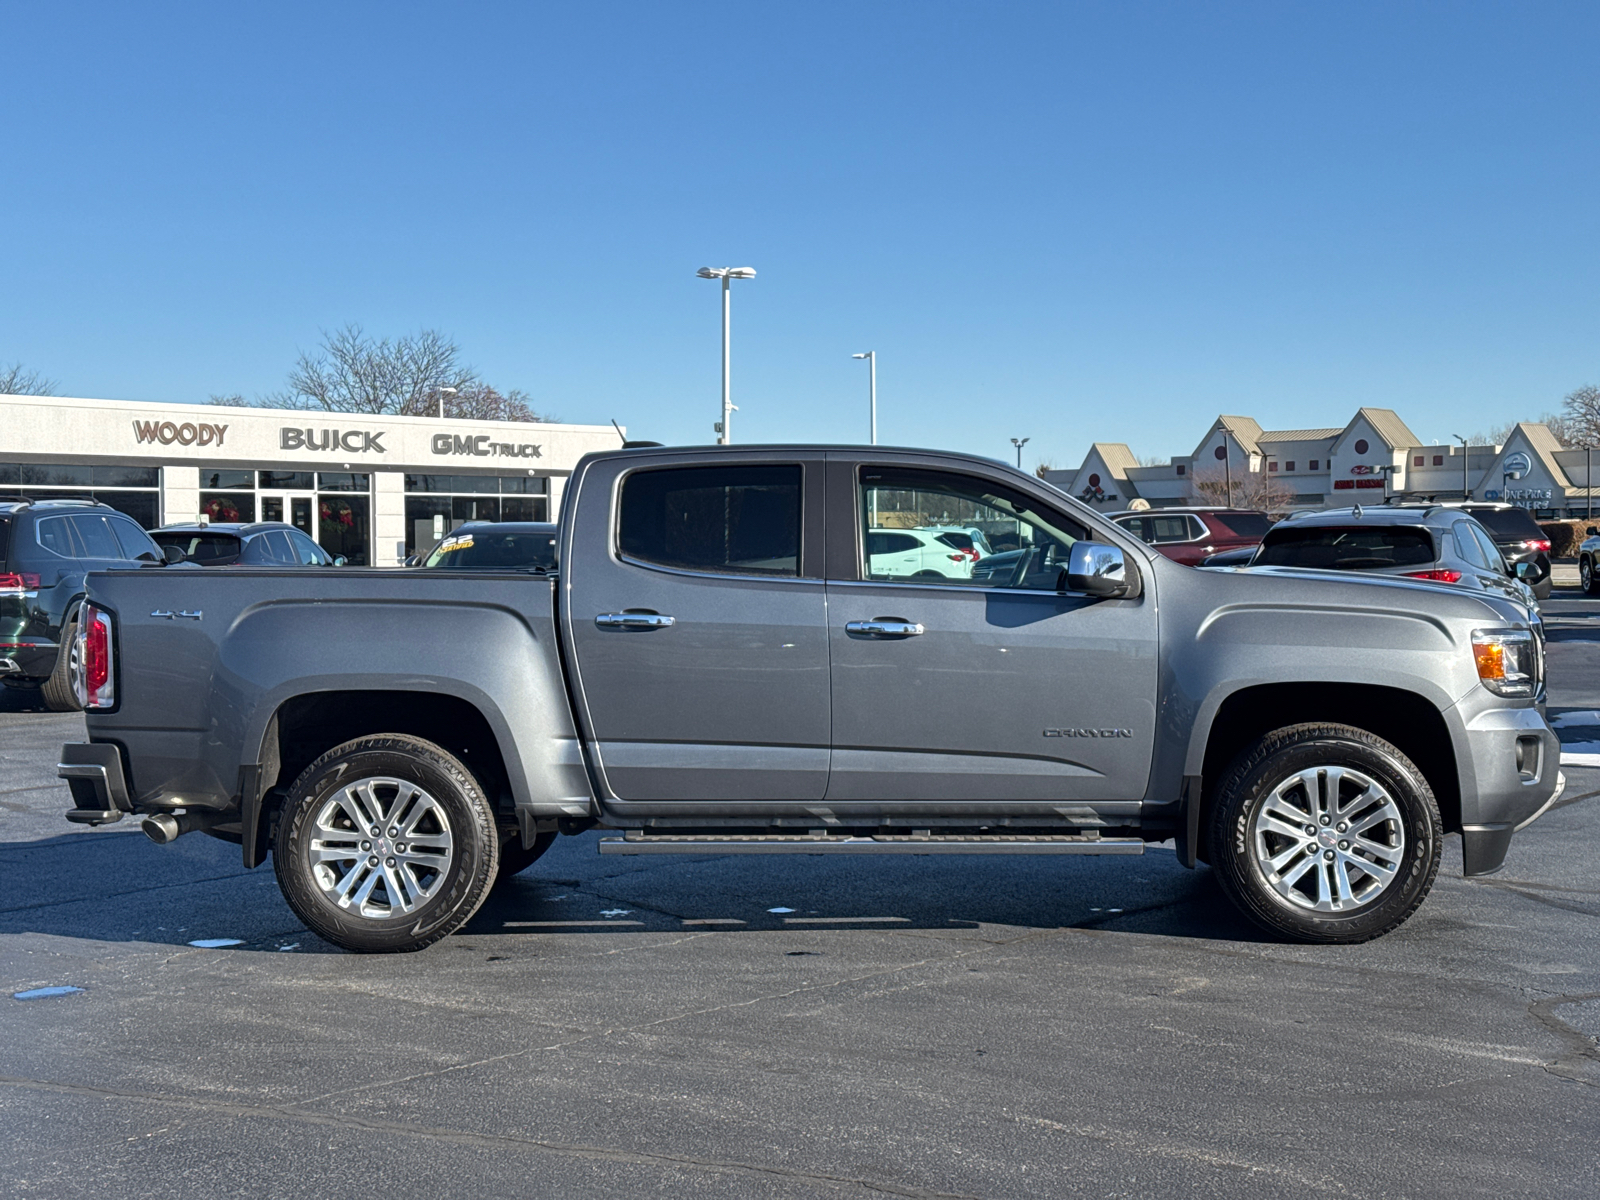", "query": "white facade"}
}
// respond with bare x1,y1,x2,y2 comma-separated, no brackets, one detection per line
0,393,622,565
1045,407,1594,518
